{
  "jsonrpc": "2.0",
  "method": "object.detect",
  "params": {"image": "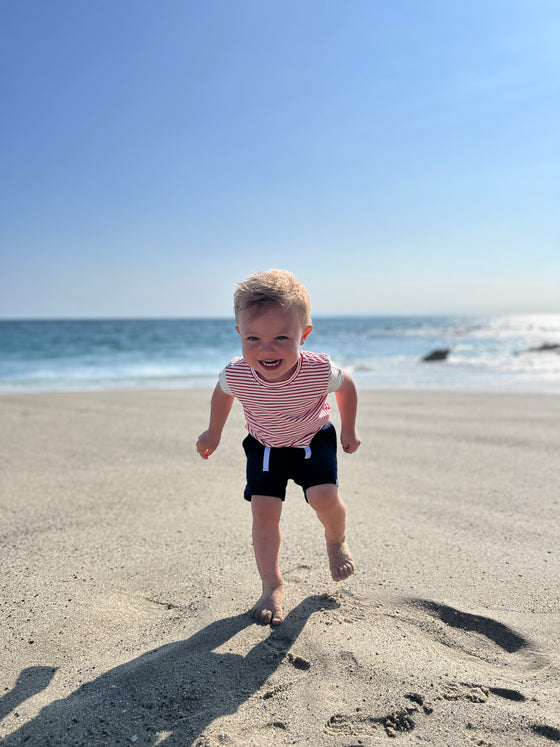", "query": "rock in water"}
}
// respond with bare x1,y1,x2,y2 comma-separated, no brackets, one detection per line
422,348,450,362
